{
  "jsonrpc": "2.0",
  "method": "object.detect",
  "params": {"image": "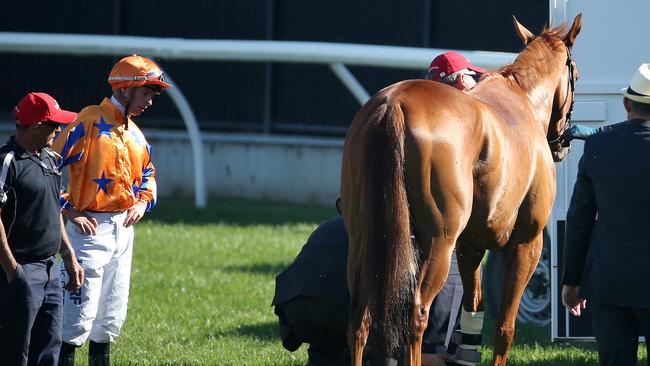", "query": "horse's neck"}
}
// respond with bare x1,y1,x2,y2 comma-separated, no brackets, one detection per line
474,70,560,136
511,48,565,130
517,75,557,128
472,77,540,123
